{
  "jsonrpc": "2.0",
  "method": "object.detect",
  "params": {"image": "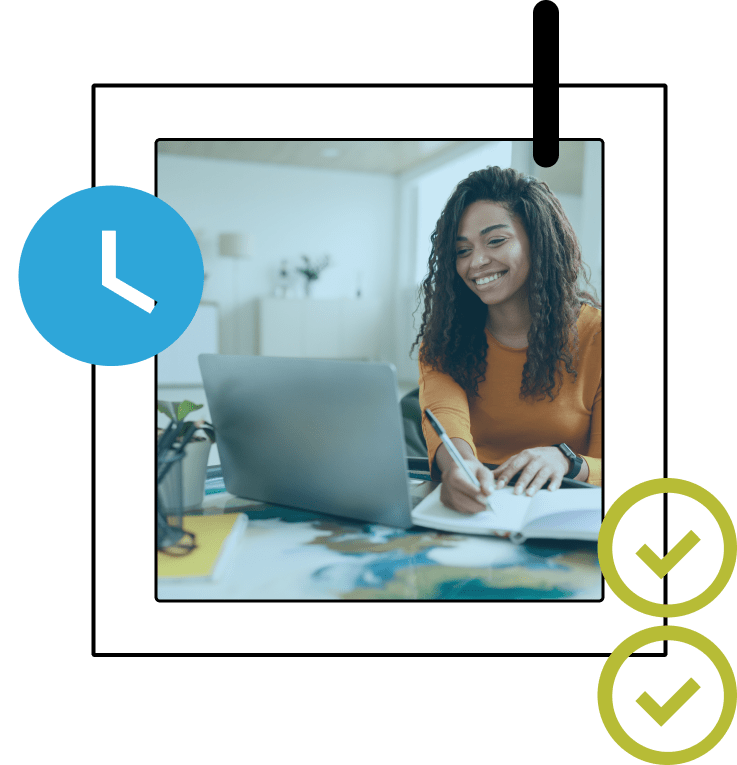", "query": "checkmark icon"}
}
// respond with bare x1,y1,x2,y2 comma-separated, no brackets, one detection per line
636,530,700,579
636,678,701,726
